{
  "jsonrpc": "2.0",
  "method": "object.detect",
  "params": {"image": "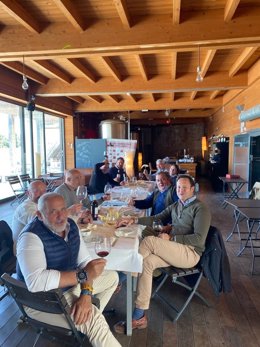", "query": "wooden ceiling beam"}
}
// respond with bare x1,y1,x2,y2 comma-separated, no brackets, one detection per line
33,60,73,84
135,55,149,81
0,10,260,57
87,95,103,104
67,96,85,103
229,46,258,77
0,0,42,33
52,0,87,32
224,0,240,22
150,93,155,102
113,0,131,29
172,92,175,101
0,61,48,85
67,58,97,83
127,93,138,102
210,90,221,100
201,49,217,77
172,52,177,80
190,91,197,100
108,94,120,103
75,96,221,112
101,57,122,81
36,72,247,96
172,0,181,25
